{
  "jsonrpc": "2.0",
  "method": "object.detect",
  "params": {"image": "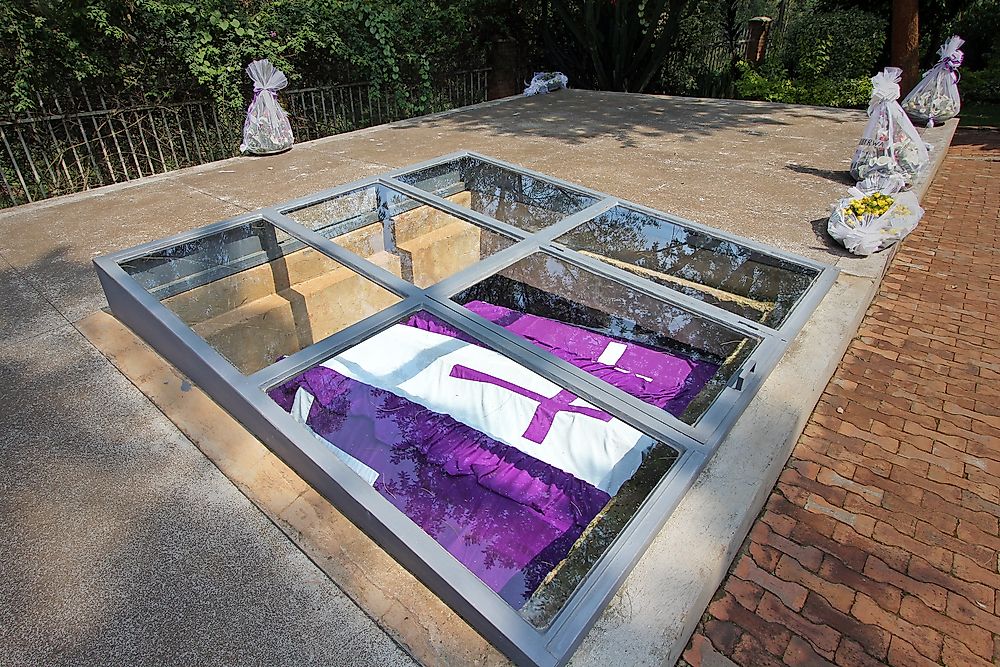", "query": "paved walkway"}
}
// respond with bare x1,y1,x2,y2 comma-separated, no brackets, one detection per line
683,127,1000,666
